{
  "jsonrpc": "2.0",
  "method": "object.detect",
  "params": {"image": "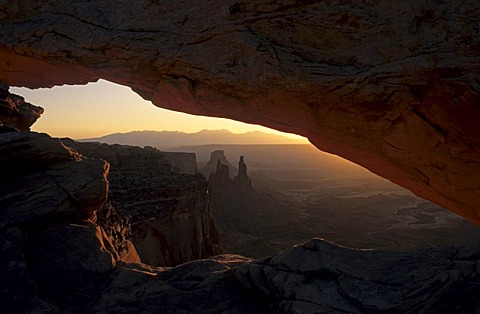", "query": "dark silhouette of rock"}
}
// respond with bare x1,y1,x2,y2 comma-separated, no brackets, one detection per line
0,132,109,228
0,130,114,312
89,238,480,313
160,151,198,174
0,226,37,311
0,85,43,131
1,1,480,222
200,150,236,178
234,156,251,187
27,222,117,307
209,159,232,187
63,140,173,174
204,151,252,187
